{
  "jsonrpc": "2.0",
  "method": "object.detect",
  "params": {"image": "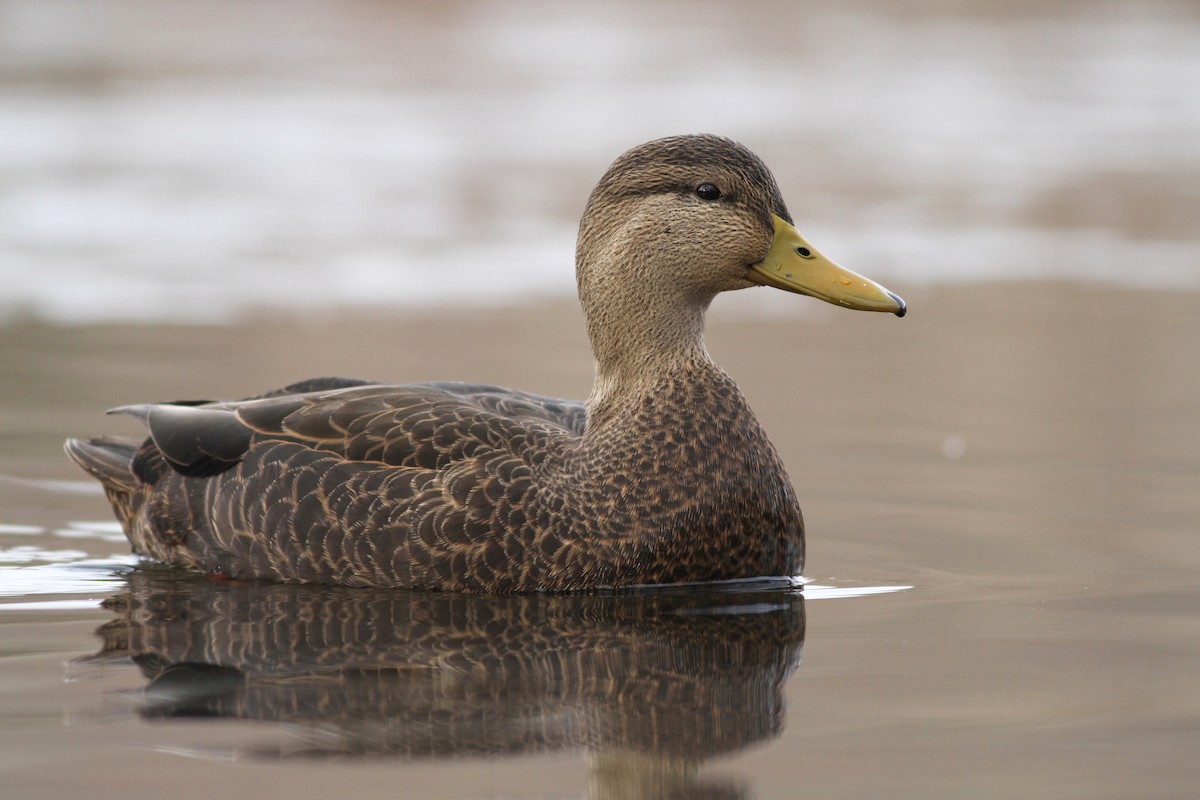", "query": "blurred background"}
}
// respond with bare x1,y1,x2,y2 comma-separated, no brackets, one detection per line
1,0,1196,324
